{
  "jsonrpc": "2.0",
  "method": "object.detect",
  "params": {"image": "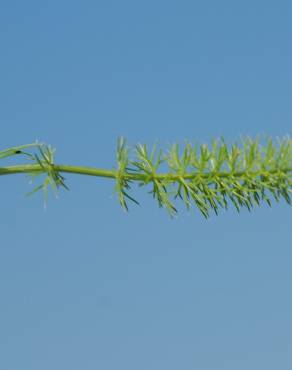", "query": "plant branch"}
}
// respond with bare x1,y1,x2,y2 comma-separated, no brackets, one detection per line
1,163,291,182
0,137,291,217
